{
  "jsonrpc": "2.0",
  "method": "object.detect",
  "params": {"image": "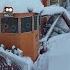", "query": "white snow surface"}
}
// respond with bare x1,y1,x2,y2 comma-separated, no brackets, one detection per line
33,53,48,70
0,47,33,70
0,0,44,13
42,5,64,15
42,5,70,19
47,33,70,70
47,33,70,55
34,33,70,70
